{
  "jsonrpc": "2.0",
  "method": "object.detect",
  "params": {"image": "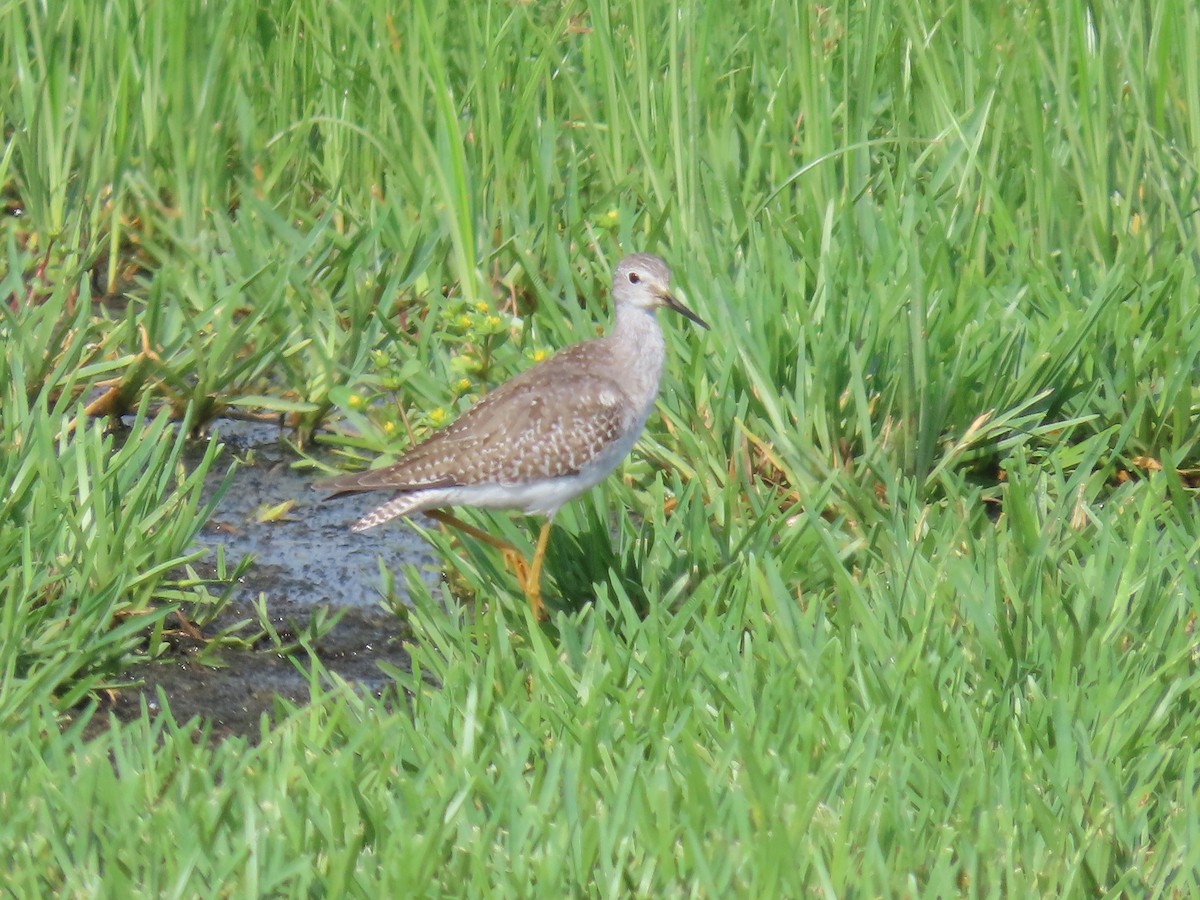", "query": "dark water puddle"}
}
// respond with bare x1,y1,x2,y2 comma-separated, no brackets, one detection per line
93,600,411,743
86,418,442,743
191,418,438,610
